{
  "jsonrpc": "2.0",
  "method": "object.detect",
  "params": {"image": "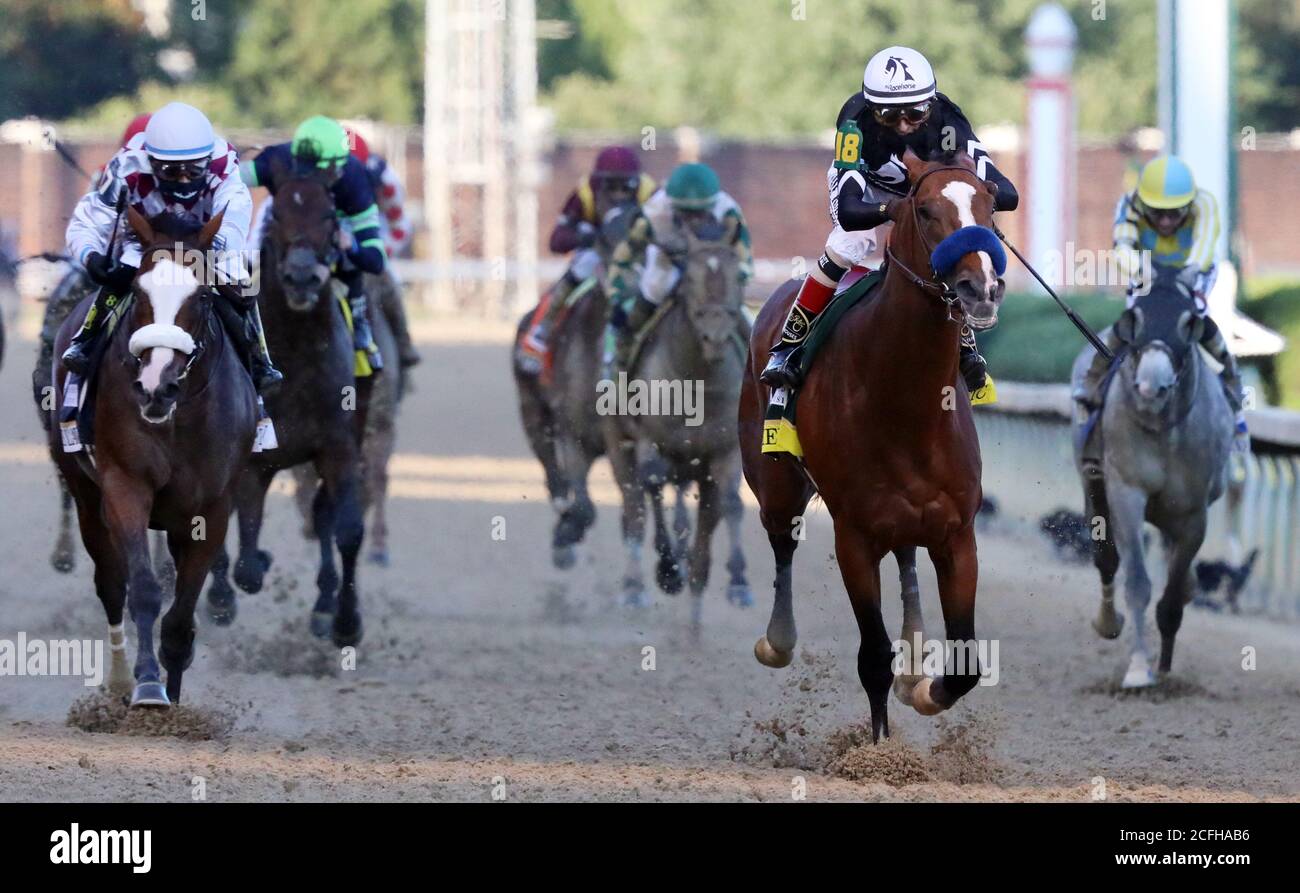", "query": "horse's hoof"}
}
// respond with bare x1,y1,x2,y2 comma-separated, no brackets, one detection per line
892,675,921,706
130,681,170,709
367,548,390,567
51,552,75,574
910,677,946,716
332,617,363,649
1092,609,1125,640
107,661,133,698
310,611,334,639
655,558,685,595
206,594,237,627
552,545,576,570
1121,655,1156,689
726,583,754,608
754,636,793,668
